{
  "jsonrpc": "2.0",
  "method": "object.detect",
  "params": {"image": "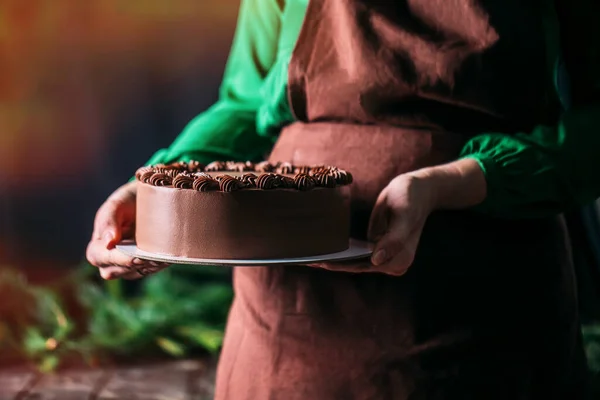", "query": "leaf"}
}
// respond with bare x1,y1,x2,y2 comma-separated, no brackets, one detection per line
39,354,60,373
155,337,186,357
176,324,223,353
23,327,48,356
